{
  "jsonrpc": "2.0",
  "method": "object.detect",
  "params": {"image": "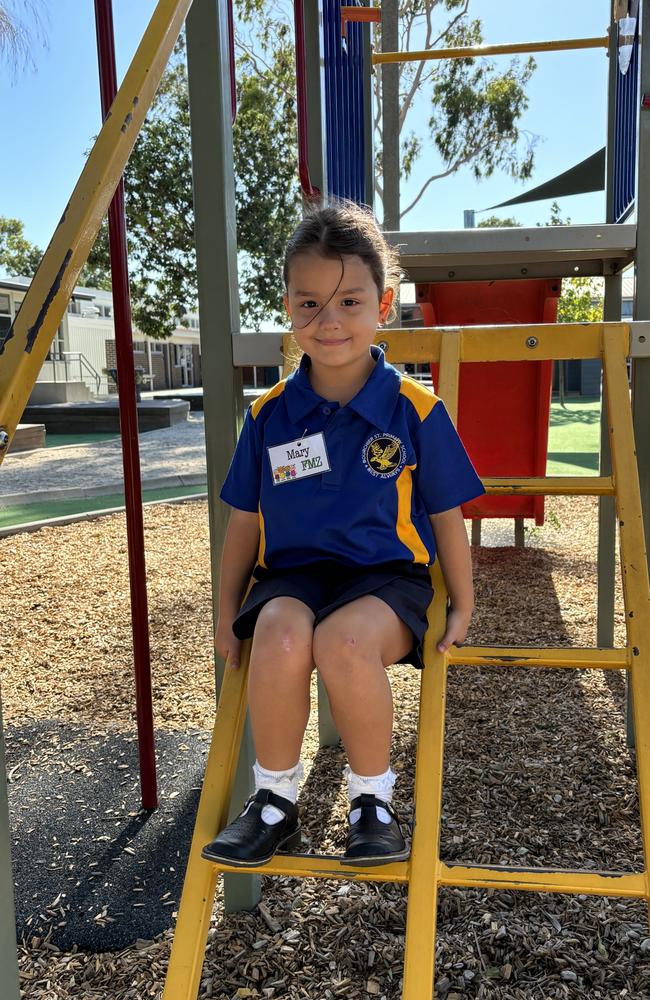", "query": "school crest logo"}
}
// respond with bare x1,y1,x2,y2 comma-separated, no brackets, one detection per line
362,433,406,478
